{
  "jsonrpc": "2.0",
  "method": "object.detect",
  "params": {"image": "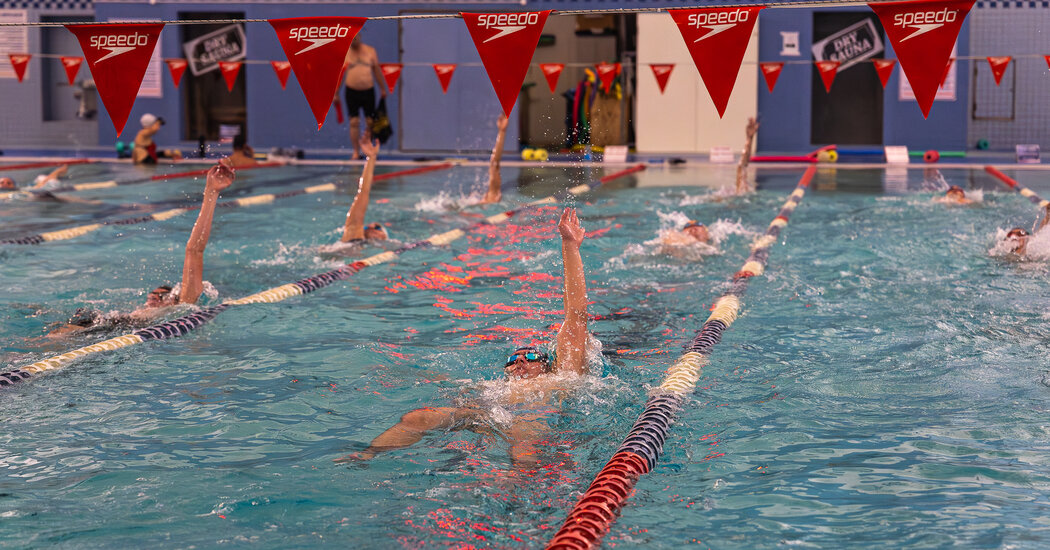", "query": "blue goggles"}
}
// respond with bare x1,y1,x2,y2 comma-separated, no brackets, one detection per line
505,350,550,368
